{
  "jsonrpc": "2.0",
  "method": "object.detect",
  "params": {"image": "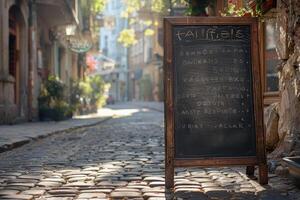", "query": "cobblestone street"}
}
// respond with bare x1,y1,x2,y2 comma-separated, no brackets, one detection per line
0,103,299,200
